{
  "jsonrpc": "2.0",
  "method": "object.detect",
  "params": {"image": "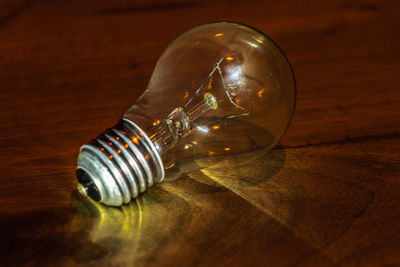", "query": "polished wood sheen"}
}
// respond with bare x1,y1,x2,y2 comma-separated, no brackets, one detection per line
0,0,399,266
